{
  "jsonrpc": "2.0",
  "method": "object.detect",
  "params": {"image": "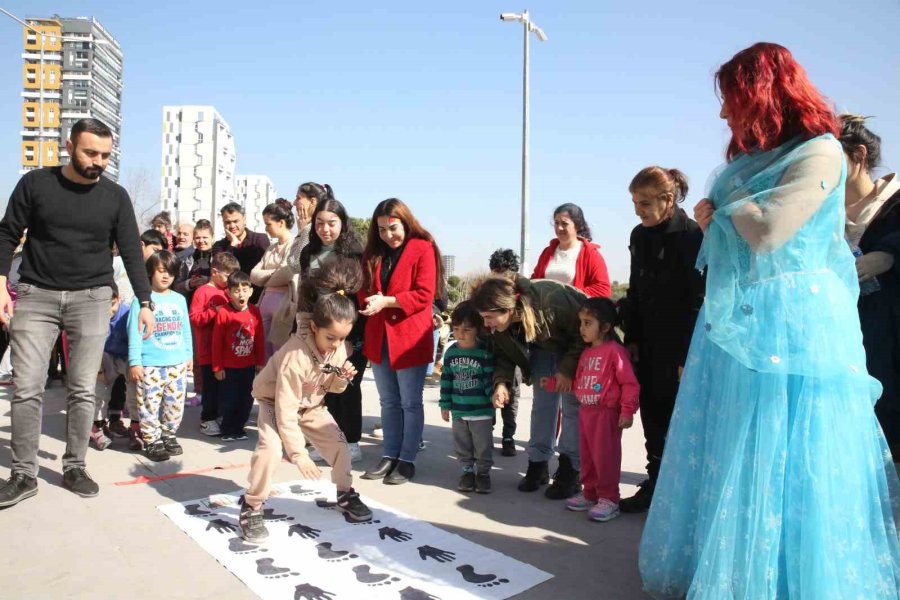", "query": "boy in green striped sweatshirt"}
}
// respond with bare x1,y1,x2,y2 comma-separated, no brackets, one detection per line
440,301,497,494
